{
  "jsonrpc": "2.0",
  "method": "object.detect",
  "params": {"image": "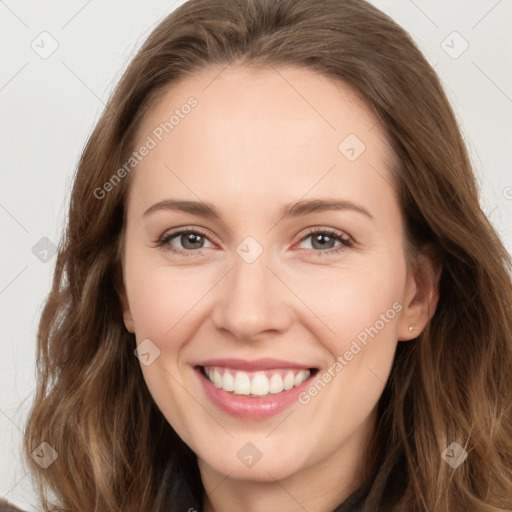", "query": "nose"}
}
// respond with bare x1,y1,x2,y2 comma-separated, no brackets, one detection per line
211,249,293,342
